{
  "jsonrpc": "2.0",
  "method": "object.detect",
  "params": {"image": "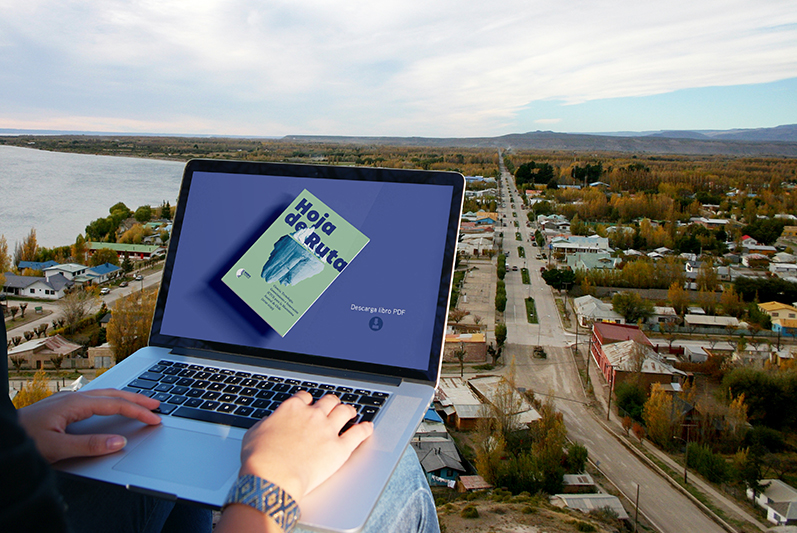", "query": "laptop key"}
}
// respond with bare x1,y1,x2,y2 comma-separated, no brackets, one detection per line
172,407,258,429
285,379,301,385
354,389,371,396
128,379,157,390
184,398,203,408
234,406,254,417
176,378,195,387
360,407,379,423
251,409,272,419
149,365,167,373
358,396,385,407
235,396,254,406
202,391,221,400
217,403,237,413
340,393,359,403
154,383,174,393
256,390,274,400
138,372,163,382
161,375,180,384
154,403,178,415
200,400,220,411
272,392,291,403
152,392,172,402
170,386,189,396
240,387,258,397
252,399,272,409
167,395,188,405
318,384,336,391
336,386,353,393
186,389,204,398
371,391,389,398
162,367,181,375
157,360,173,366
